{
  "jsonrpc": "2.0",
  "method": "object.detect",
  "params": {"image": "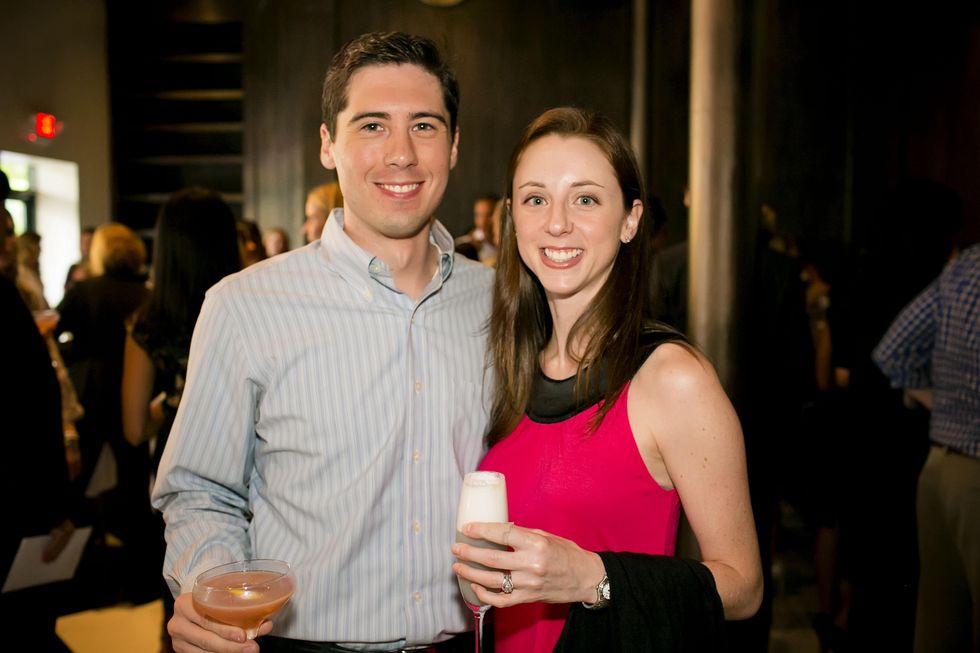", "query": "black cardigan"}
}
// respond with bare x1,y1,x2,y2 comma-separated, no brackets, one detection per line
553,552,726,652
